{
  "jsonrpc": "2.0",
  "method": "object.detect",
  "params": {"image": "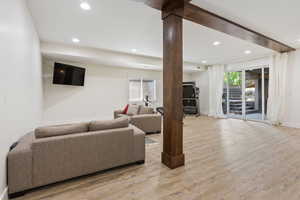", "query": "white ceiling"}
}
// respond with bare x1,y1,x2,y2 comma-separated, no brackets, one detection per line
27,0,299,66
